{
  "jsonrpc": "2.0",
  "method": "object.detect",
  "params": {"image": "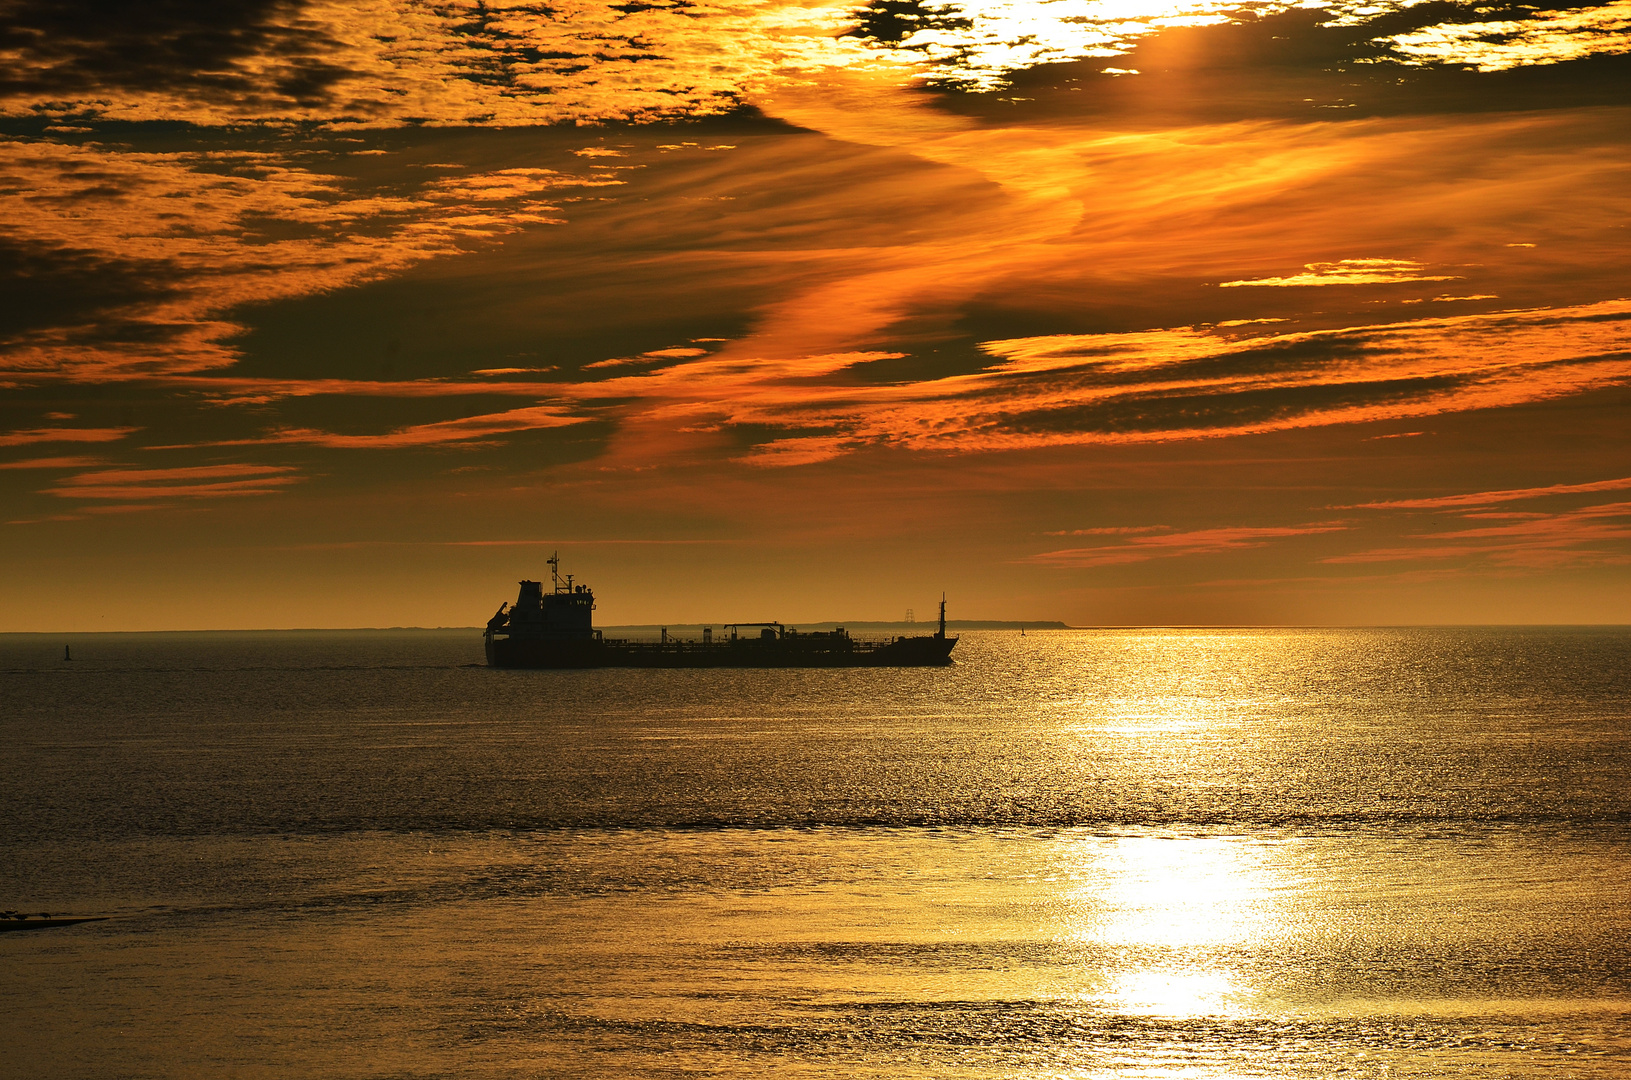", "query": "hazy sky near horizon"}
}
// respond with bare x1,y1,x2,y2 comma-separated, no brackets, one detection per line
2,0,1629,629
